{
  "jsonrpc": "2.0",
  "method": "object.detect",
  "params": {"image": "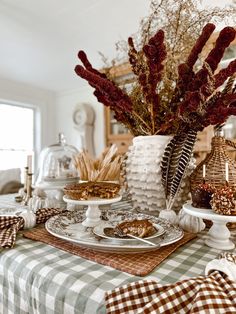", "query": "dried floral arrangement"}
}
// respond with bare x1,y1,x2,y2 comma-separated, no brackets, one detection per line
74,0,236,210
100,0,236,136
73,145,122,182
